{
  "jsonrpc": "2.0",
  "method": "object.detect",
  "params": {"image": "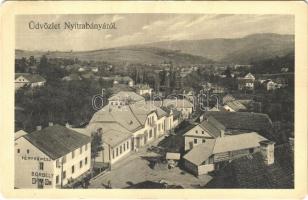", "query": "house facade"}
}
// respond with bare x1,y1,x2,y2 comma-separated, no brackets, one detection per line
14,125,91,189
237,73,255,90
85,101,175,166
15,73,46,90
183,132,273,176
